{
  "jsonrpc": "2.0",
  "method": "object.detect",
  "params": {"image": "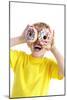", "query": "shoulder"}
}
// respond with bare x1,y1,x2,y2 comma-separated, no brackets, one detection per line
10,49,29,57
43,57,57,65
